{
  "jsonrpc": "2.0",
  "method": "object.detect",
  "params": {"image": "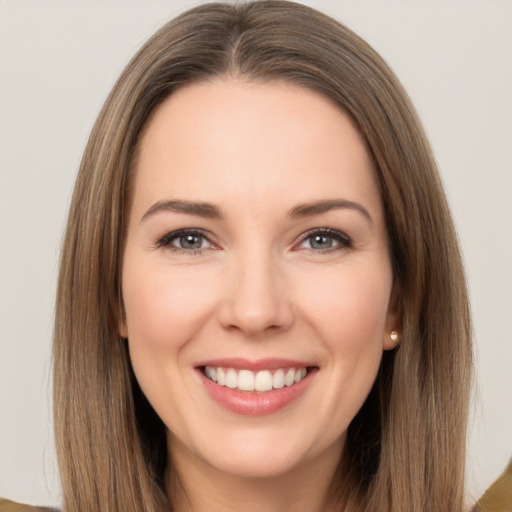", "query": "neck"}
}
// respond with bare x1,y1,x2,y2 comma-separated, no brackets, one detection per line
166,436,345,512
